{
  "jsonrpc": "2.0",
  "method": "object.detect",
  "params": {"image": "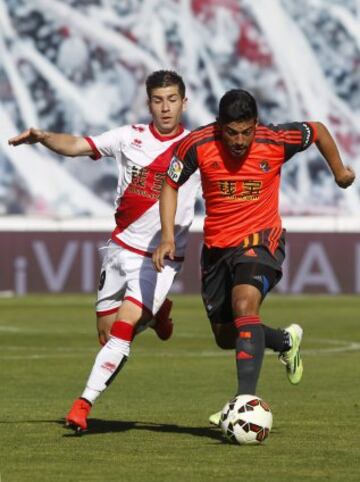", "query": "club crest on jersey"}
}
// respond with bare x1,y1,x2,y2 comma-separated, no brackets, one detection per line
168,156,183,182
259,160,270,172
